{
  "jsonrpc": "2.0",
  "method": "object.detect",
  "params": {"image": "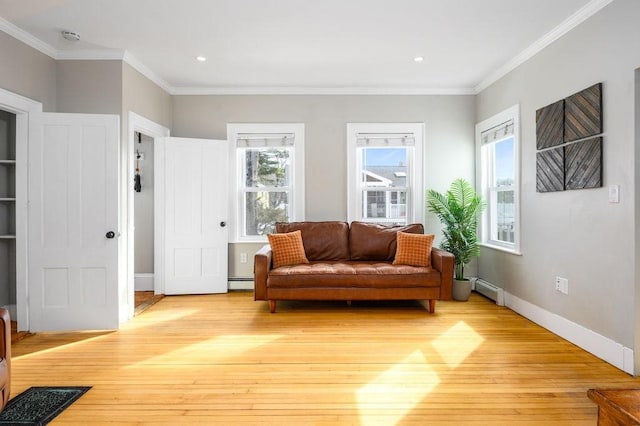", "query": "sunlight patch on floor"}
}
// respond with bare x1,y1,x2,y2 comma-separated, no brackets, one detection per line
432,320,484,368
125,334,284,367
120,308,201,330
13,332,112,360
357,350,439,426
